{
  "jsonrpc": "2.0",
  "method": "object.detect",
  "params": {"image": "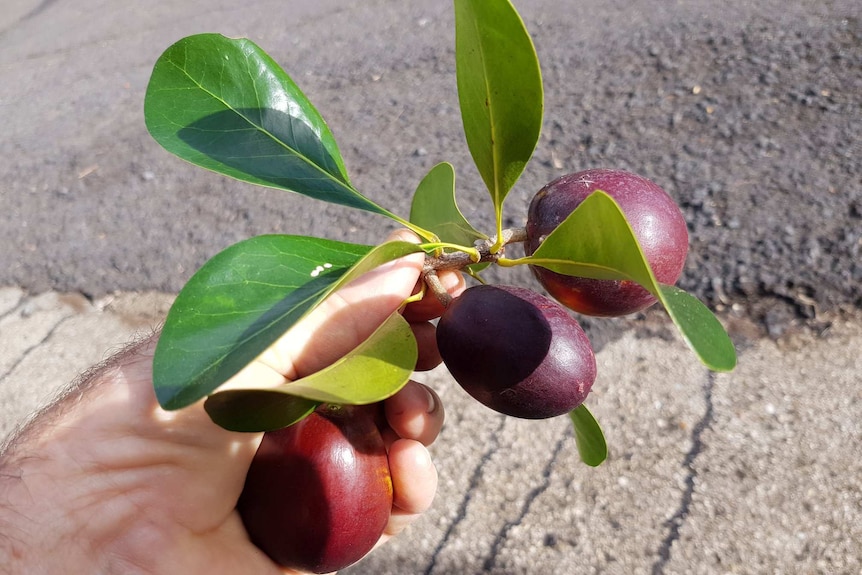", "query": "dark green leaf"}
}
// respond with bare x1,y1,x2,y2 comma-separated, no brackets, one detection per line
204,393,318,433
153,236,424,410
144,33,393,217
454,0,543,219
410,162,486,246
658,285,737,372
203,311,416,432
569,404,607,467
